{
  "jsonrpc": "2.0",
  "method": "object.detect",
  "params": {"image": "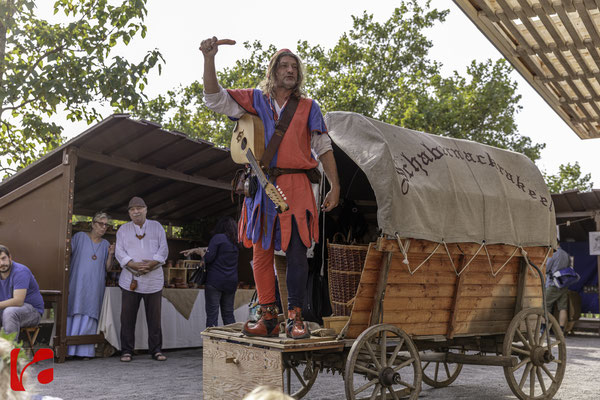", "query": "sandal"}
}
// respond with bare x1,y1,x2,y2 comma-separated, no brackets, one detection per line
152,352,167,361
120,353,132,362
